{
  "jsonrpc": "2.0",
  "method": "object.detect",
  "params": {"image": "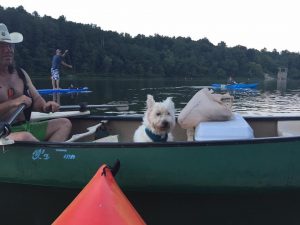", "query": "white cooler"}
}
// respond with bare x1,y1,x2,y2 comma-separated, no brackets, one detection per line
195,113,254,141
